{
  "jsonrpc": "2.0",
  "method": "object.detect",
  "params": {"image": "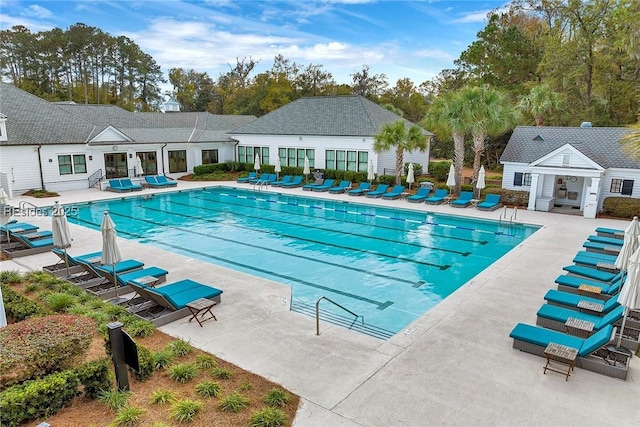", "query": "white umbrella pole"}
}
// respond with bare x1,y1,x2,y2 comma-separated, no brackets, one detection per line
616,308,628,348
64,248,69,276
113,264,119,300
